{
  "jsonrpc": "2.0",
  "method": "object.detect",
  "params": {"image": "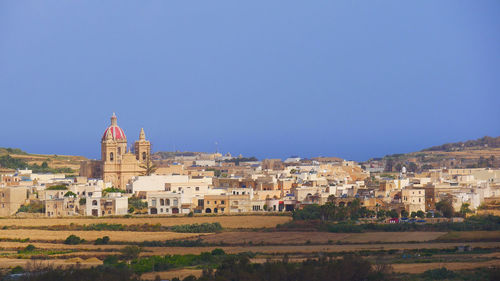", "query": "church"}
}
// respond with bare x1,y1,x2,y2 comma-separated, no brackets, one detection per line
80,113,151,189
